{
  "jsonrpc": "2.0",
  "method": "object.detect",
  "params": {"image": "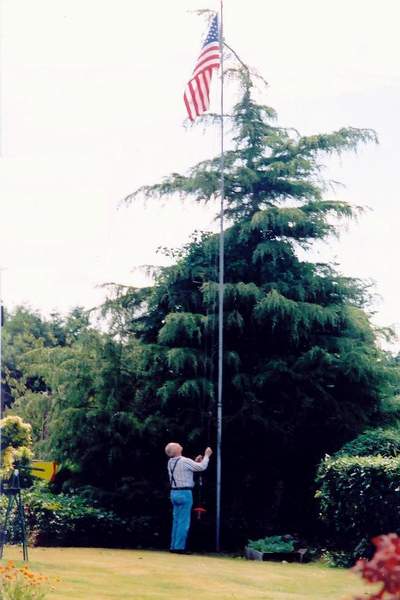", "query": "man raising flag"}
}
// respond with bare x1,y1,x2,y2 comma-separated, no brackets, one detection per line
184,14,221,122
